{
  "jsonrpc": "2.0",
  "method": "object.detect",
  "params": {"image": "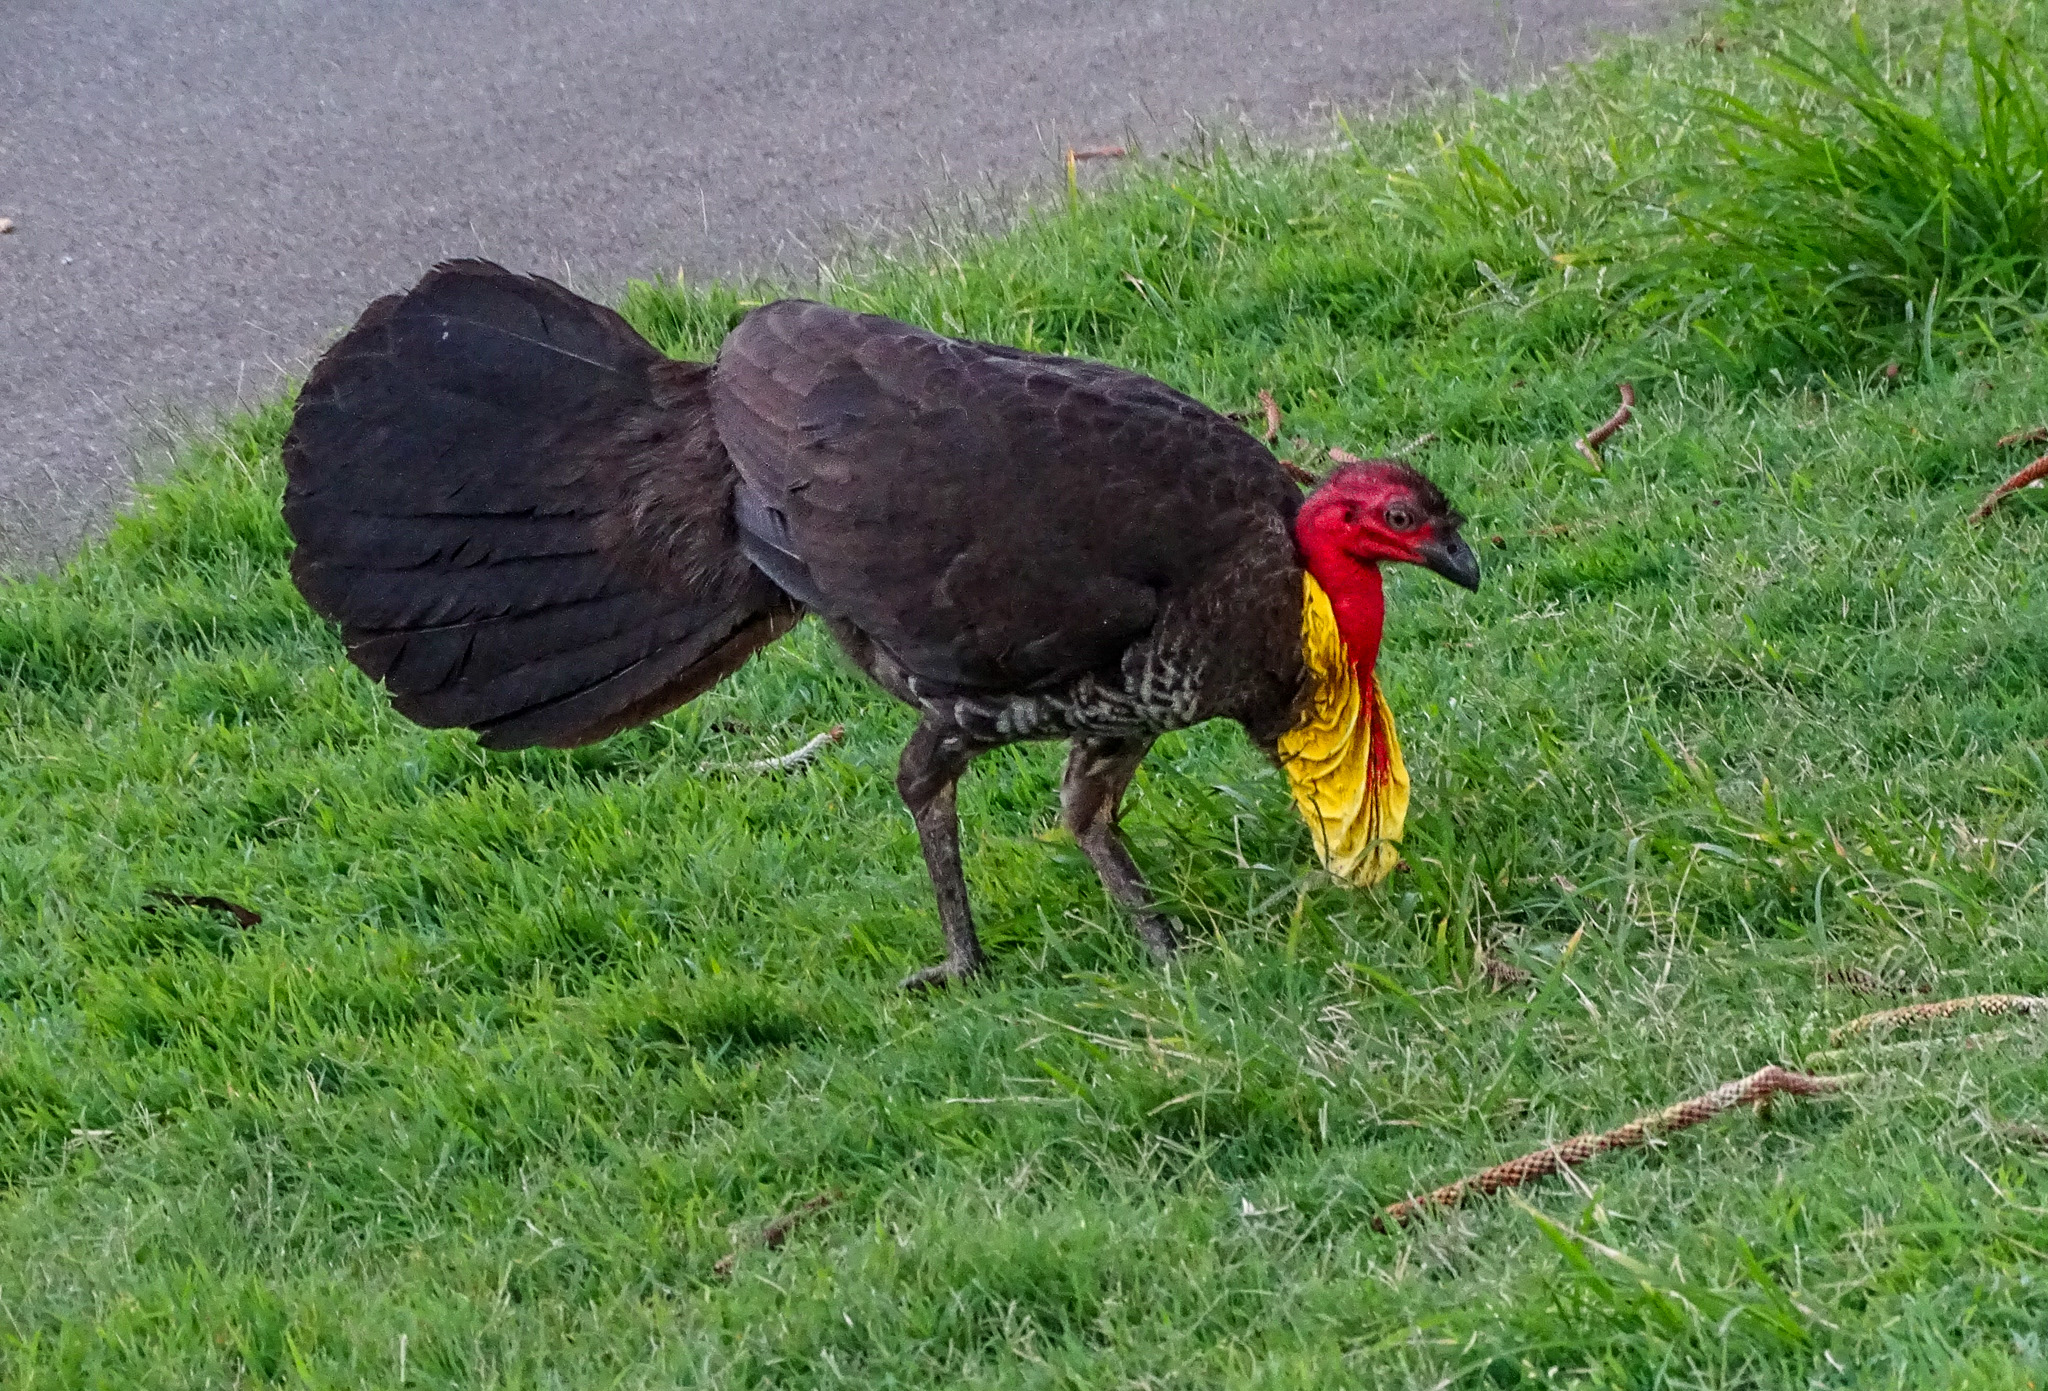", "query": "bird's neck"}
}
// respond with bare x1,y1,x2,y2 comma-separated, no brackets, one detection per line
1298,543,1386,678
